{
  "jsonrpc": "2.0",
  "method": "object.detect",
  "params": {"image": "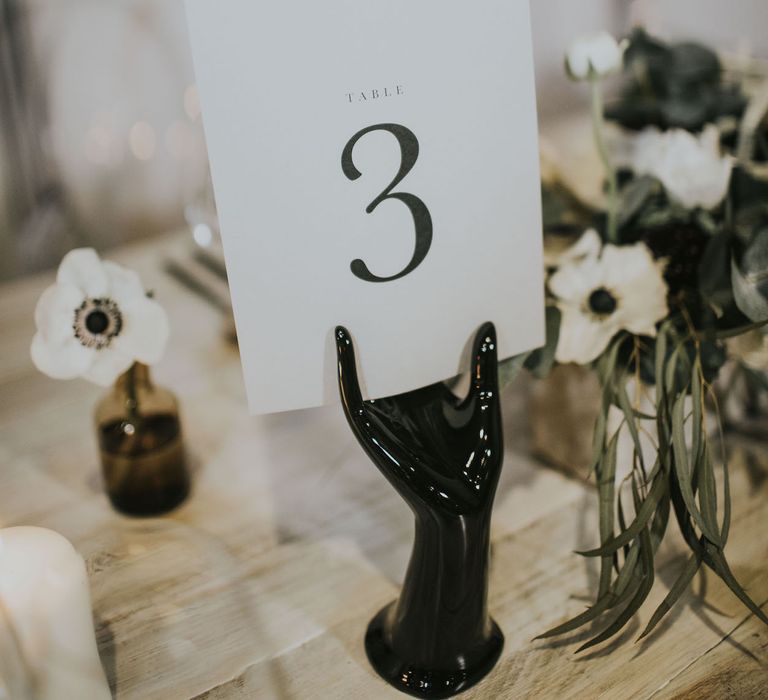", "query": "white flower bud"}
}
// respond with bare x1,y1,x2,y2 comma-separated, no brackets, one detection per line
566,32,626,81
